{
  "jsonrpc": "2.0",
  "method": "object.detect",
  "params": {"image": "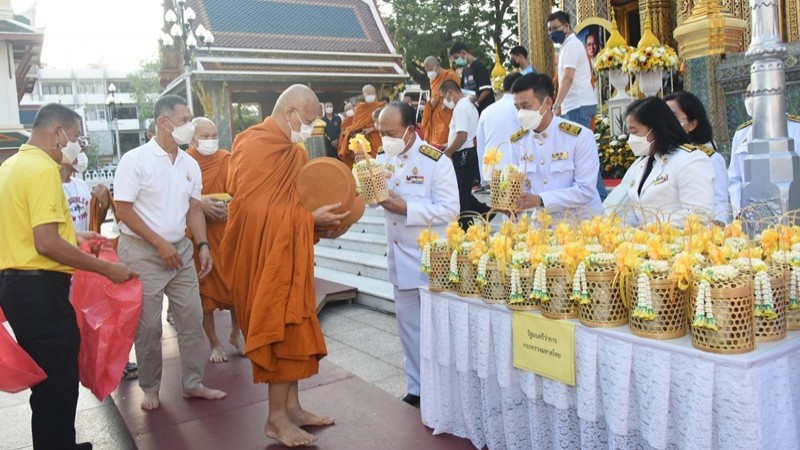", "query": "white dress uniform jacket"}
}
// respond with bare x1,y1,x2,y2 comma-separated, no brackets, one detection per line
376,137,459,290
728,117,800,216
697,143,731,224
476,94,520,181
510,116,602,220
624,145,714,228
